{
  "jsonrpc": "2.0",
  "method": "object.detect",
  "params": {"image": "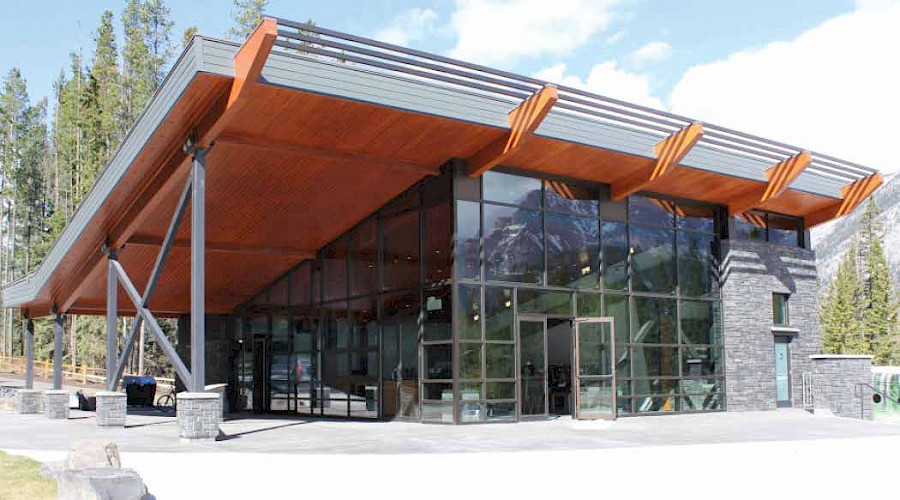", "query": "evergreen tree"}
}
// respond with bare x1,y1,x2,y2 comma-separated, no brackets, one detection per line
90,11,121,166
228,0,268,39
121,0,154,132
143,0,174,88
821,242,866,354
